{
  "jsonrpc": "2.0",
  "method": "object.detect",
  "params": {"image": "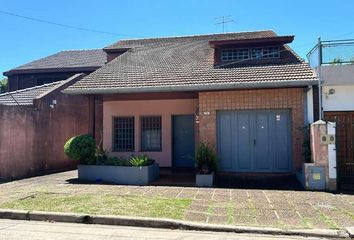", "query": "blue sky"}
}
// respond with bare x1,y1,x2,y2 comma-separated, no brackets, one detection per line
1,0,354,77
